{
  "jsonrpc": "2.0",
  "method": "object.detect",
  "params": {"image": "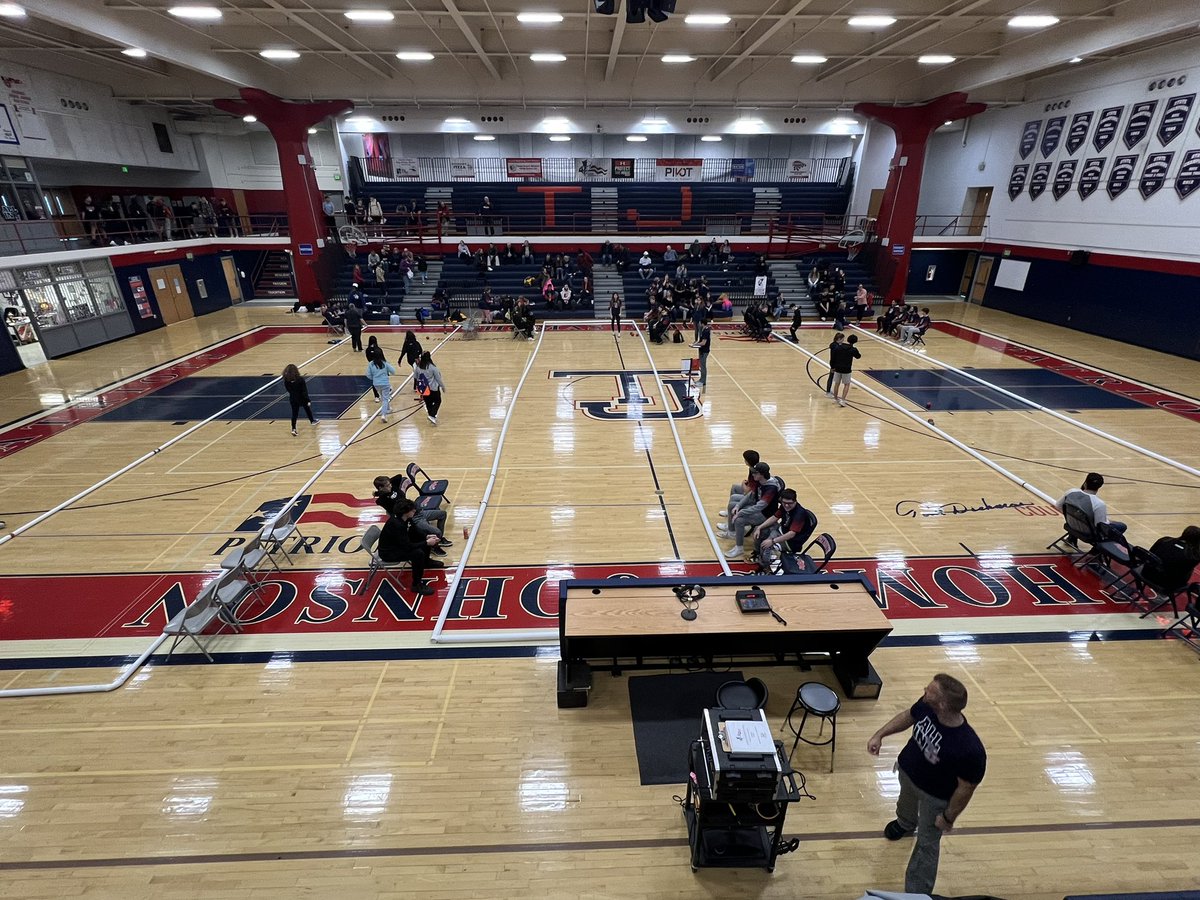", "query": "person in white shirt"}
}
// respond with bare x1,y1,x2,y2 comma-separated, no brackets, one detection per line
638,251,654,280
1055,472,1126,535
